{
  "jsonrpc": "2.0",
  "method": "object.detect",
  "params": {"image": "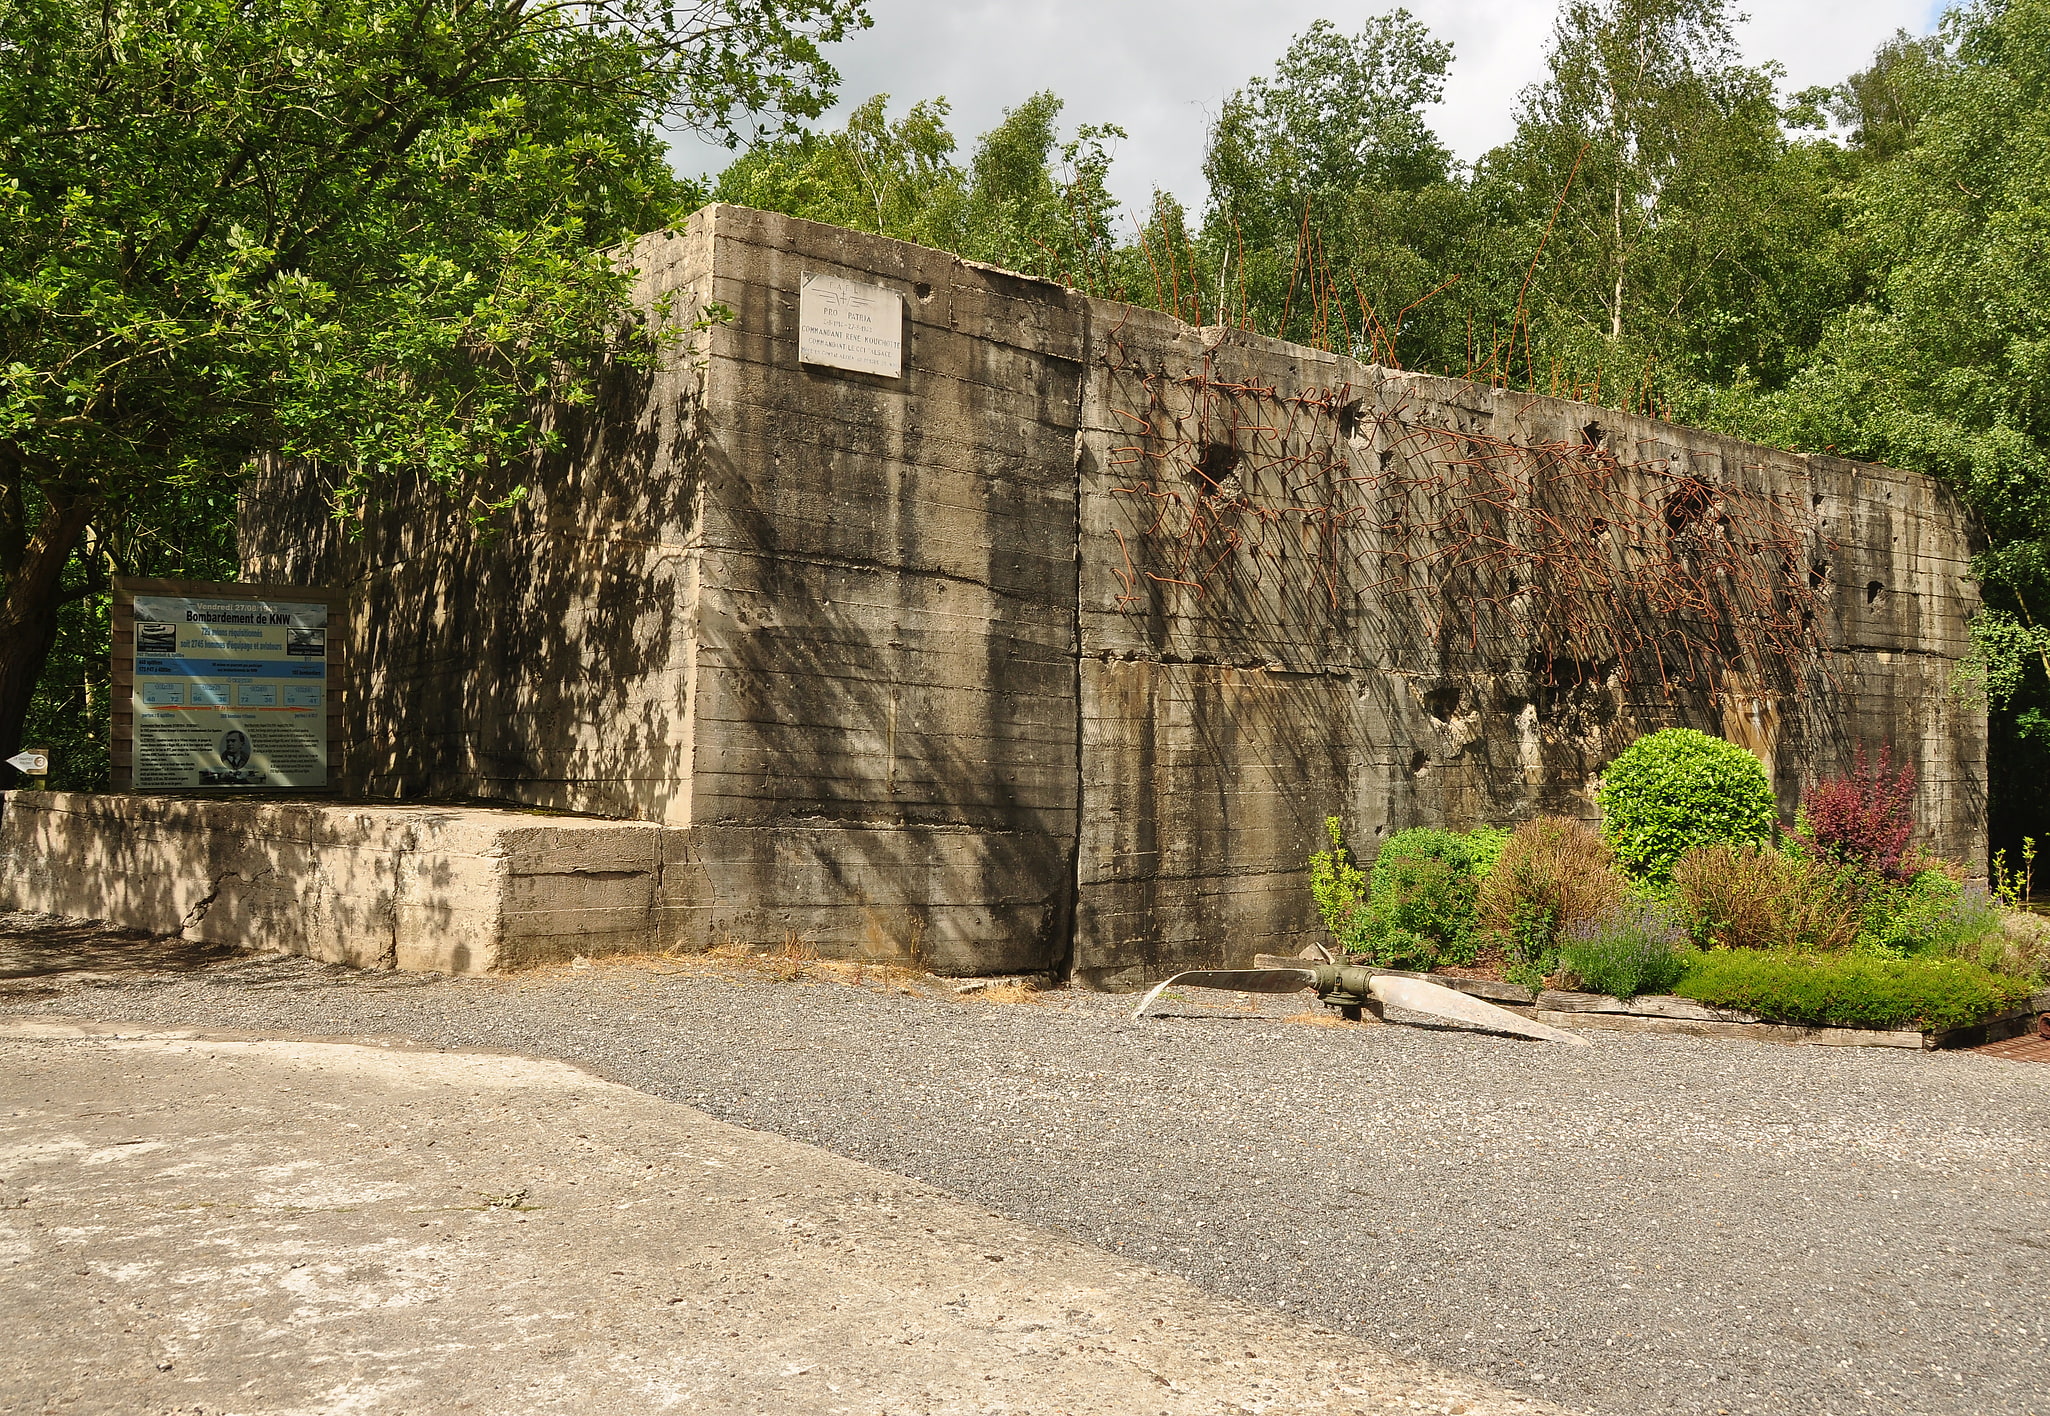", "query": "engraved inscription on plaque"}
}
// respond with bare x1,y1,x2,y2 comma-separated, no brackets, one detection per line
798,272,903,377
